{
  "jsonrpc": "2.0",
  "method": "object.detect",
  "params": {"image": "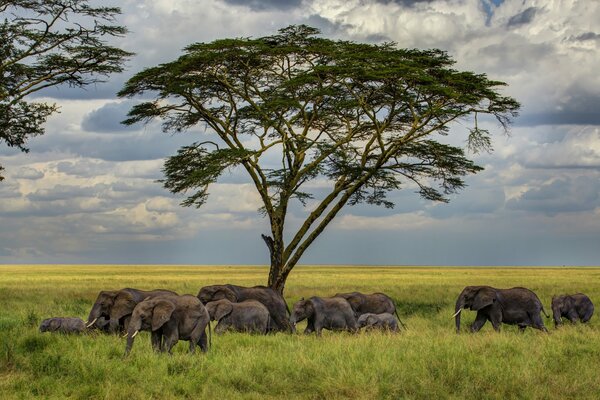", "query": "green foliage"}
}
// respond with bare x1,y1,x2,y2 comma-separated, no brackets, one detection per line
120,26,520,291
1,265,600,399
0,0,133,180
